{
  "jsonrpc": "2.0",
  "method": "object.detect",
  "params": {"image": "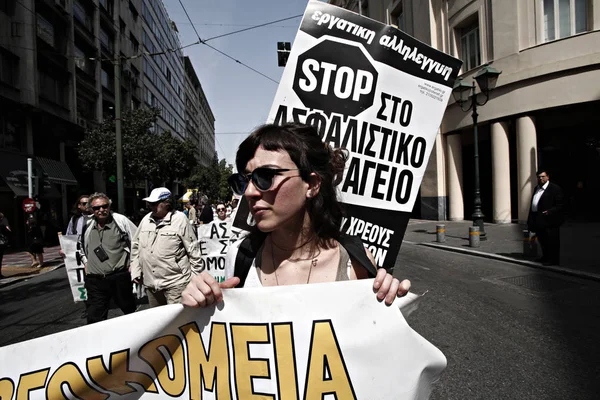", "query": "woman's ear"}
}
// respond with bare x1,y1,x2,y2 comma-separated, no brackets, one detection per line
306,172,322,198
